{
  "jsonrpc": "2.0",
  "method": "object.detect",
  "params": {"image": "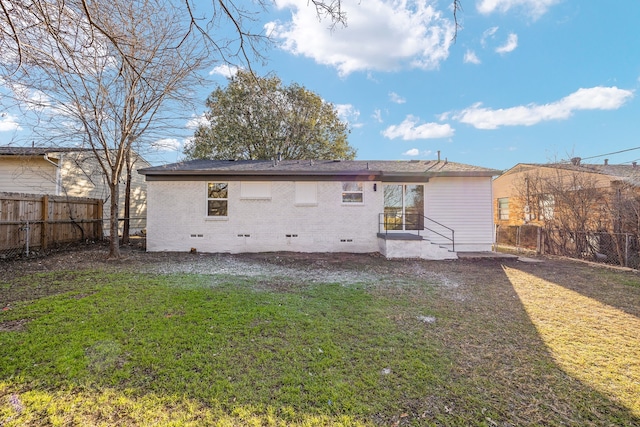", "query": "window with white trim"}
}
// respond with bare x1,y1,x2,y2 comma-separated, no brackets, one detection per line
207,182,228,216
342,182,364,203
539,194,555,220
497,197,509,220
